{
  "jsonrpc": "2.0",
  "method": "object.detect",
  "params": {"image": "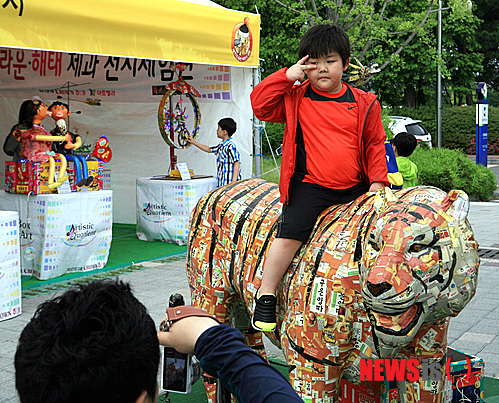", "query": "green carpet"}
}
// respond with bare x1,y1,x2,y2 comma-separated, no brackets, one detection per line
21,223,187,293
485,377,499,402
